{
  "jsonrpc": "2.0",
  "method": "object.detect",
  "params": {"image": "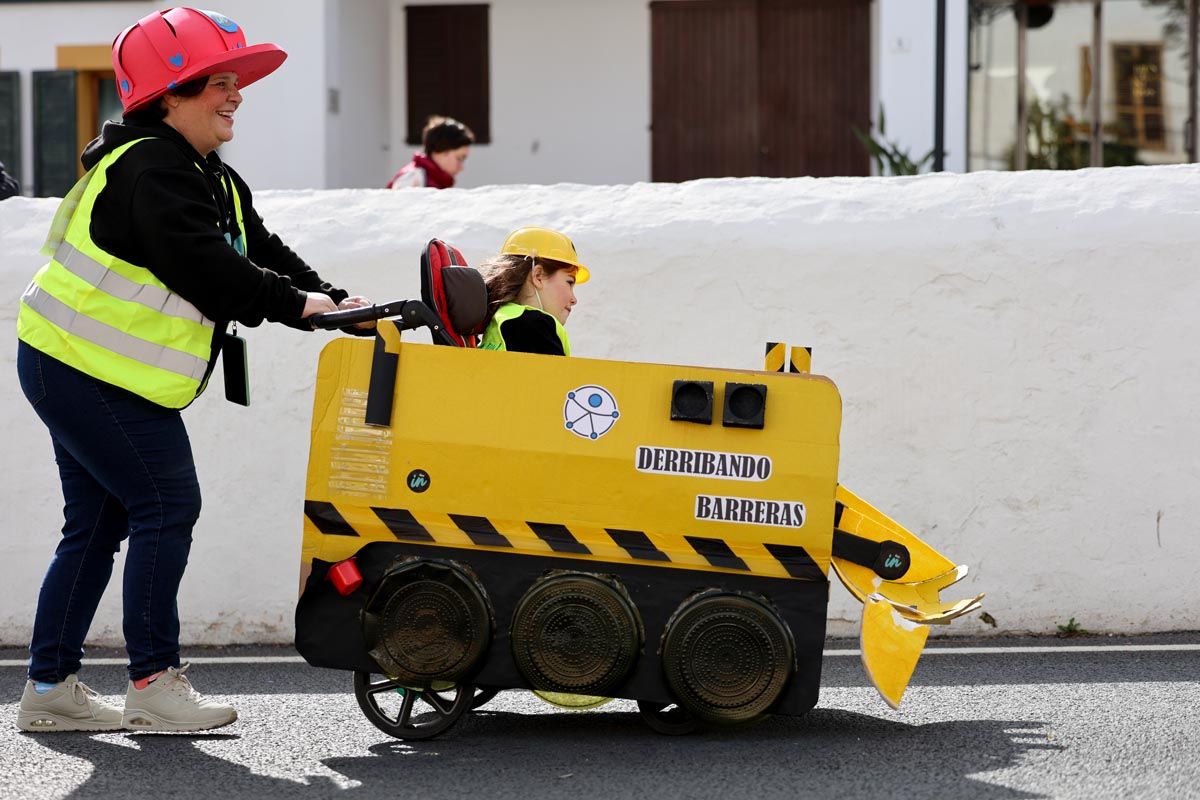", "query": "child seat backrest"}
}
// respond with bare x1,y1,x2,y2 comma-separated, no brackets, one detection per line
420,239,487,347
